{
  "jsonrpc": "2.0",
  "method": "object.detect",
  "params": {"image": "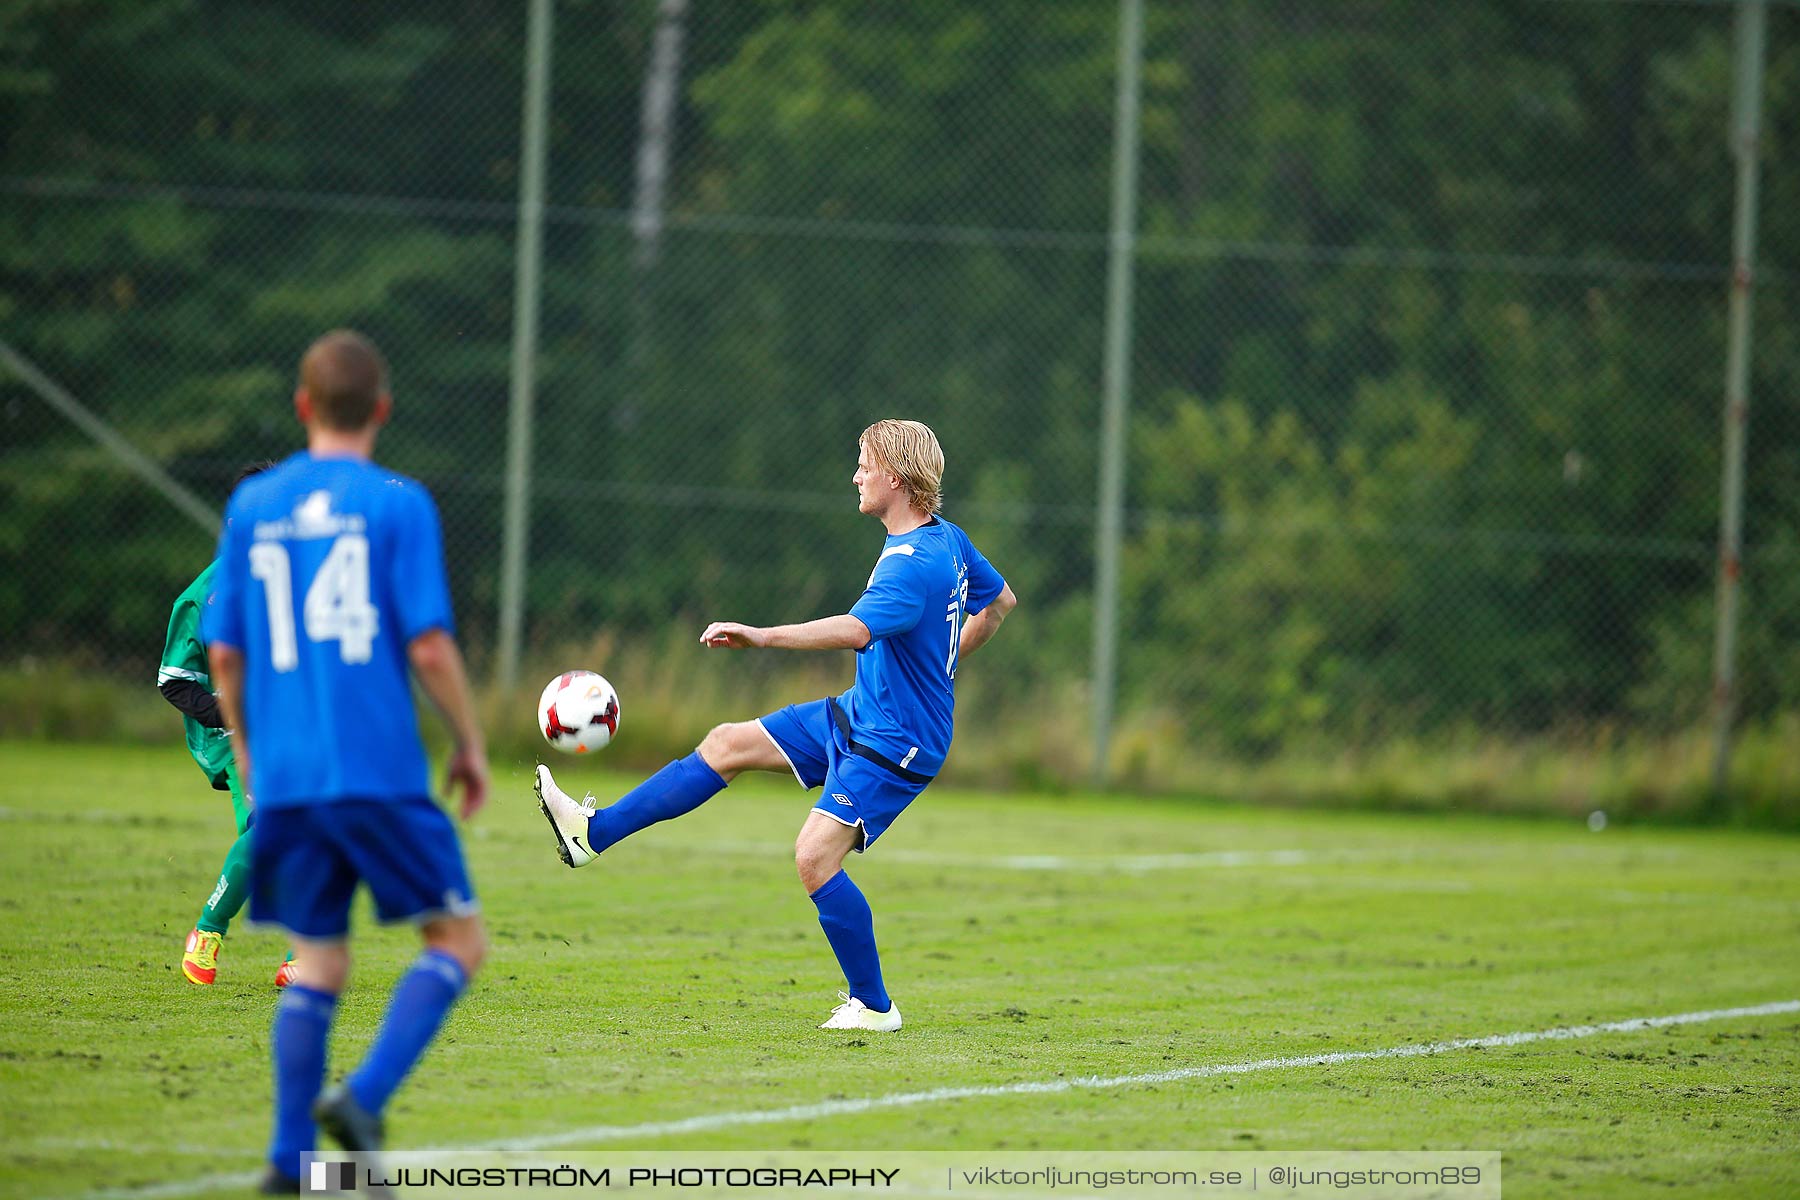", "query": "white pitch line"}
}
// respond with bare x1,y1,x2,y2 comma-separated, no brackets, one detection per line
68,997,1797,1200
495,999,1800,1149
71,999,1800,1190
71,1173,263,1200
694,841,1335,872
